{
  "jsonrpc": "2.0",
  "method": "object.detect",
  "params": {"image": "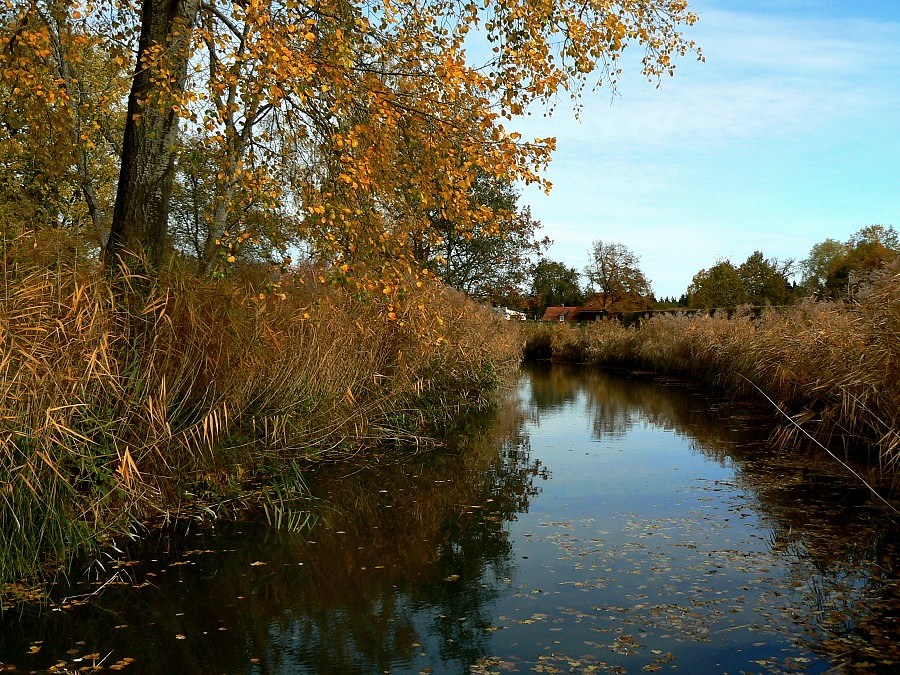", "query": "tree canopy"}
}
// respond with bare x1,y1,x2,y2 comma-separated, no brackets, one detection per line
801,225,899,298
584,240,652,310
686,260,747,309
530,259,584,316
686,250,793,309
426,174,549,303
737,251,792,306
1,0,700,305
